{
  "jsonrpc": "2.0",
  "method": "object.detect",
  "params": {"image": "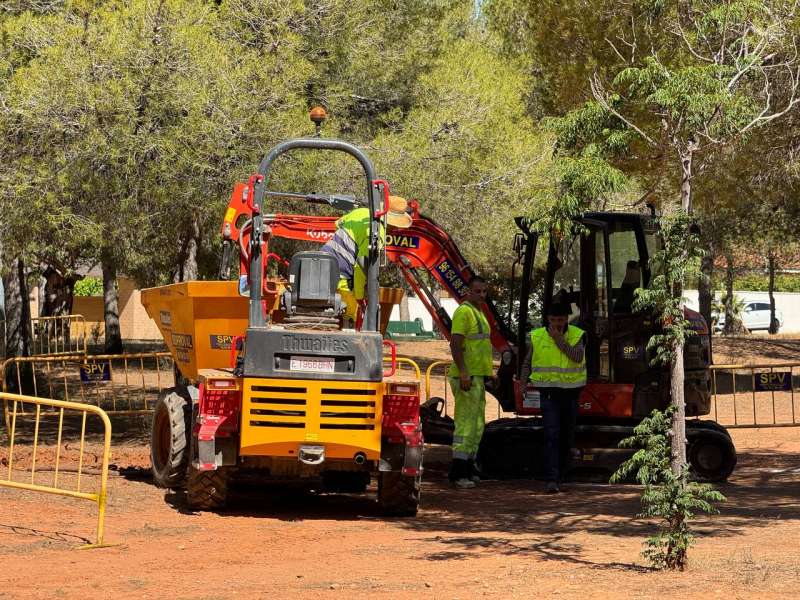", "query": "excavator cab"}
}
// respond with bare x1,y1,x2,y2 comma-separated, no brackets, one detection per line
475,211,733,482
514,212,711,419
